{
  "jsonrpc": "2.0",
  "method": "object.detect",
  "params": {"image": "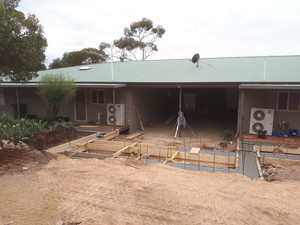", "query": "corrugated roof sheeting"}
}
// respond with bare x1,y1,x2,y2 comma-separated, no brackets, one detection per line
32,55,300,84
